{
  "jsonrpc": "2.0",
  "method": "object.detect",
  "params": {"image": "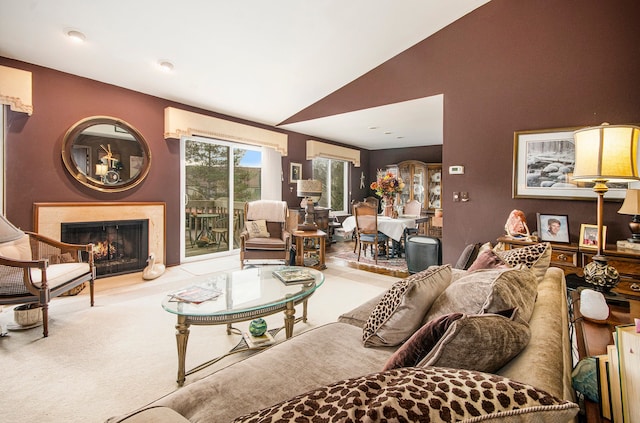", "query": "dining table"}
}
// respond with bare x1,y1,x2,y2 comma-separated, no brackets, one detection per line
341,215,423,257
